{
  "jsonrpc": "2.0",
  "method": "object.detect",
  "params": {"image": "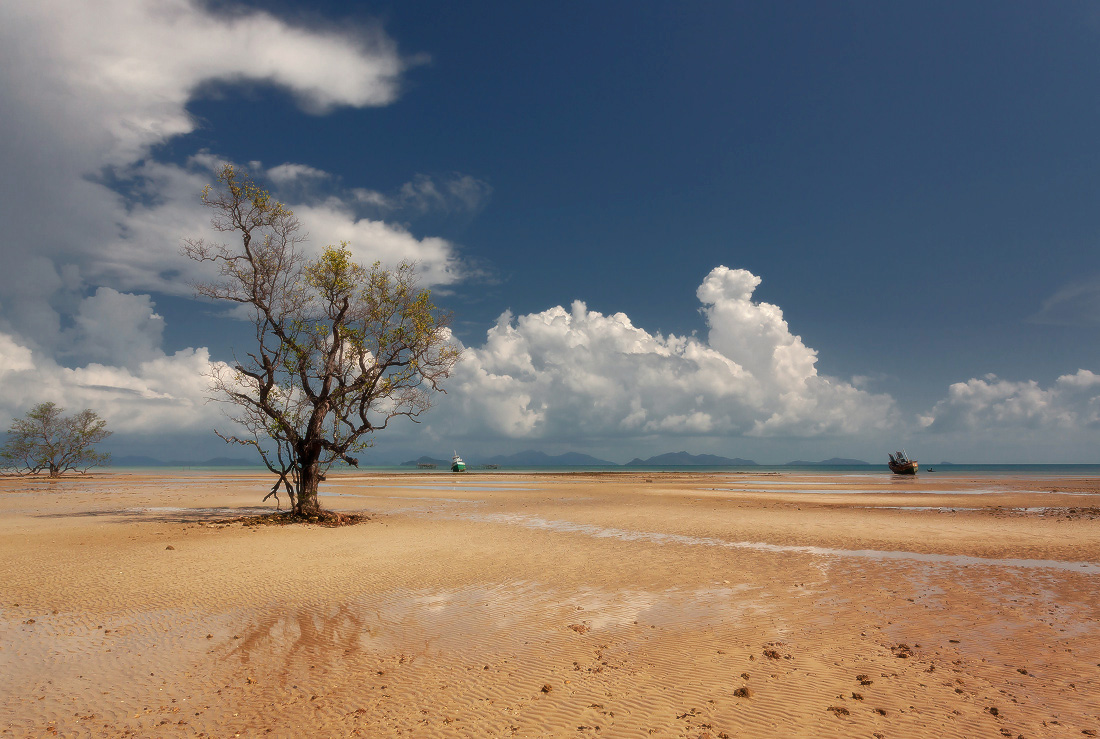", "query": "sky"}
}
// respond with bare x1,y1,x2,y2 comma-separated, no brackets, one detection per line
1,0,1099,464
